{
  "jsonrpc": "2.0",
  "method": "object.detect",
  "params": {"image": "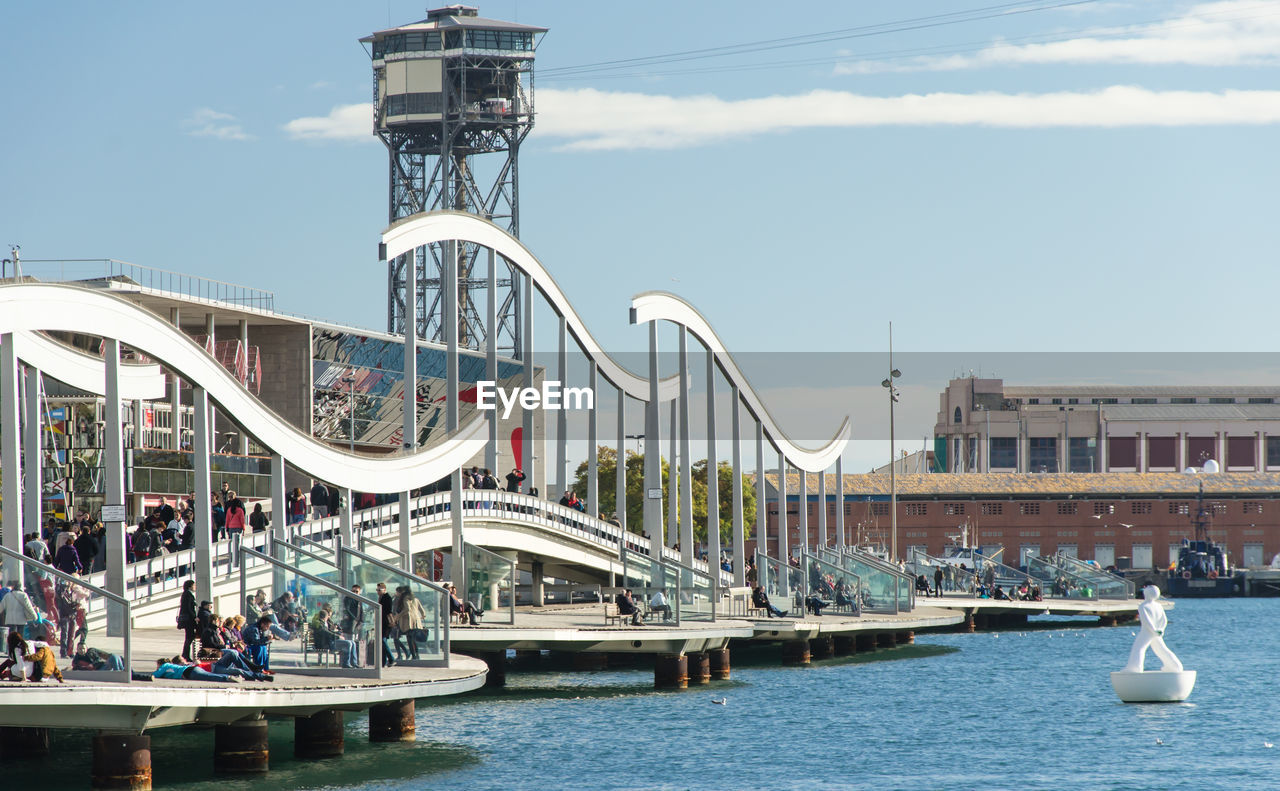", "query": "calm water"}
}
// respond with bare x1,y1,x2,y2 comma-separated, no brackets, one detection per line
9,599,1278,790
